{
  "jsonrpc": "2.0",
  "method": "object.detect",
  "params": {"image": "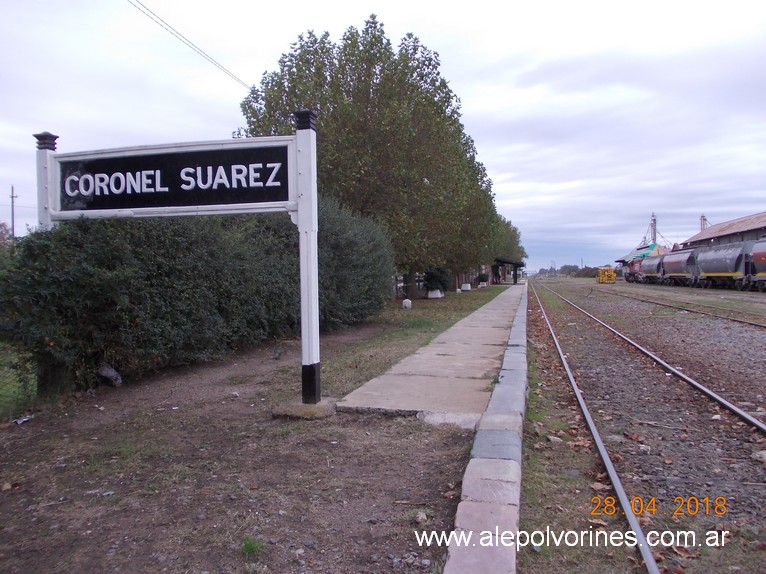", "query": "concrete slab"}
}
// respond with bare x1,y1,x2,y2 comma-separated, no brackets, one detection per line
464,457,521,484
497,366,528,388
443,537,516,574
421,339,507,354
461,476,520,506
452,499,520,536
445,460,523,573
462,459,521,506
471,429,522,462
337,374,491,414
484,385,526,415
417,411,481,430
477,412,523,433
415,340,507,359
388,354,502,379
